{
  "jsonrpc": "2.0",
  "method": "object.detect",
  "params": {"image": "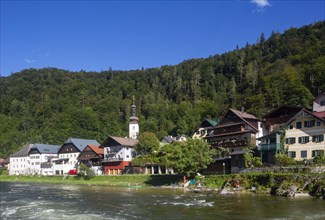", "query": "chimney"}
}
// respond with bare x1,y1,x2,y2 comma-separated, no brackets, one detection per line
241,107,245,113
